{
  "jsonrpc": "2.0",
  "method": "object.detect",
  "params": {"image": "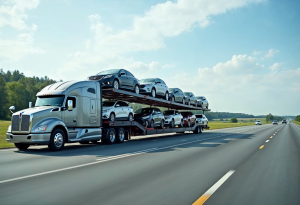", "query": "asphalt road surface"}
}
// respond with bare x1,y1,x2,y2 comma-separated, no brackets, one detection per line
1,122,299,205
